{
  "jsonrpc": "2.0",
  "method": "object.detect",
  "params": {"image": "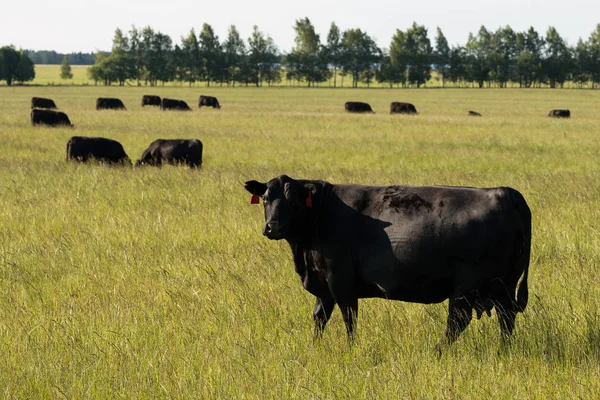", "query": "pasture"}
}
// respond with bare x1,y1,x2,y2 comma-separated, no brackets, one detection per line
0,86,599,398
